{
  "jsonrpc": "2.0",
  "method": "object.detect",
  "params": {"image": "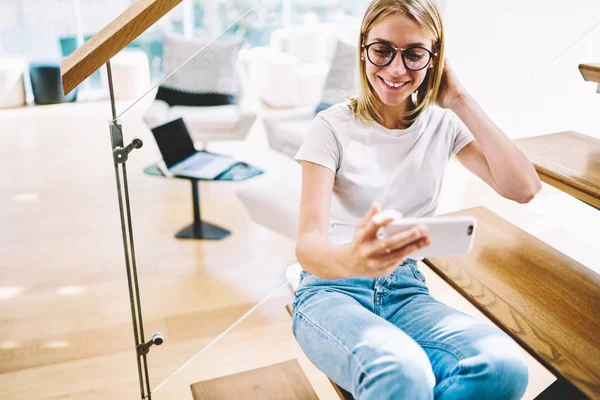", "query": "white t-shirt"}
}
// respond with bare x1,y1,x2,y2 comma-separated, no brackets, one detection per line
294,102,475,246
